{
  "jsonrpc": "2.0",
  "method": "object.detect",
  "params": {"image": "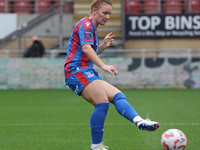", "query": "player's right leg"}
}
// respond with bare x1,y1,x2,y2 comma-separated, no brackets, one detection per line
81,80,110,150
66,68,110,149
